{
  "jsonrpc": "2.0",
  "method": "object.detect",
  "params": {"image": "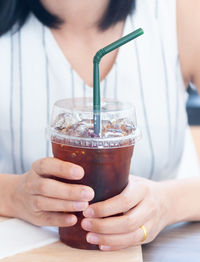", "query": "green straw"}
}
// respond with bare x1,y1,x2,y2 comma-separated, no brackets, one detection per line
93,28,144,136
